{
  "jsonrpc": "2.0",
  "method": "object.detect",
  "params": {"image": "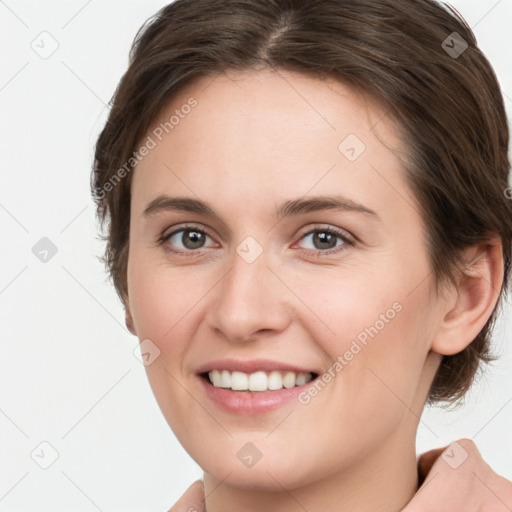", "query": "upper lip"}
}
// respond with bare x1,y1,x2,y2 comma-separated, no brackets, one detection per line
196,358,318,375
